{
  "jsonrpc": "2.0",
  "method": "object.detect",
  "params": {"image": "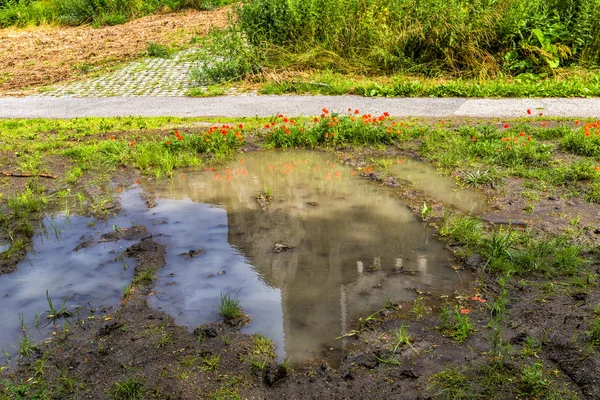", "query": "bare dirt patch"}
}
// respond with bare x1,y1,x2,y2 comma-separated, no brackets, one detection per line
0,7,231,95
